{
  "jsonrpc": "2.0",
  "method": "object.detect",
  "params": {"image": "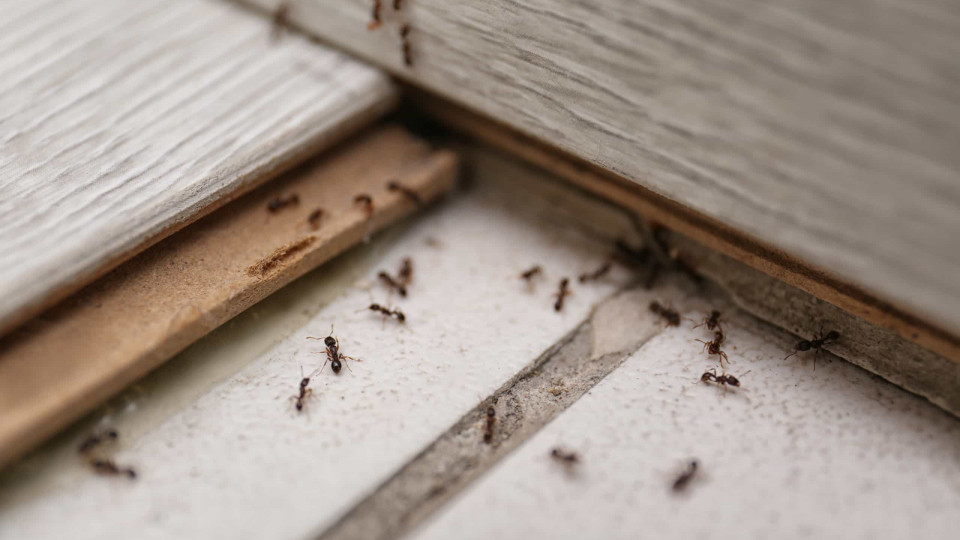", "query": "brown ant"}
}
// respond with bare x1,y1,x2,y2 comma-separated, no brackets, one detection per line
307,208,325,230
368,0,383,30
77,429,118,455
693,310,723,334
397,257,413,286
550,447,581,474
378,271,407,297
399,25,413,66
90,458,137,480
393,0,403,9
366,303,406,323
270,1,291,41
649,301,680,326
292,366,316,412
267,193,299,213
482,407,496,444
387,179,422,204
700,368,749,394
354,194,374,217
695,332,730,365
553,278,571,312
578,261,612,283
671,460,699,492
785,329,839,370
306,326,357,374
